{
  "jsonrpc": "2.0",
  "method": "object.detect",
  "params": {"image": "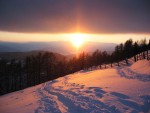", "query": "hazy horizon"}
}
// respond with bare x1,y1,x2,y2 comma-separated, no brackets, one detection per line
0,31,150,44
